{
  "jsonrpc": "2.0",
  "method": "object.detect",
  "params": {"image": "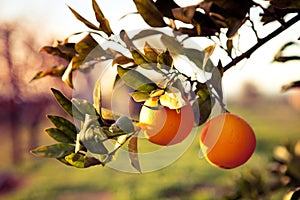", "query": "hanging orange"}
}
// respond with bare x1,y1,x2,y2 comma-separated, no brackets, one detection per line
139,99,194,146
200,113,256,169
